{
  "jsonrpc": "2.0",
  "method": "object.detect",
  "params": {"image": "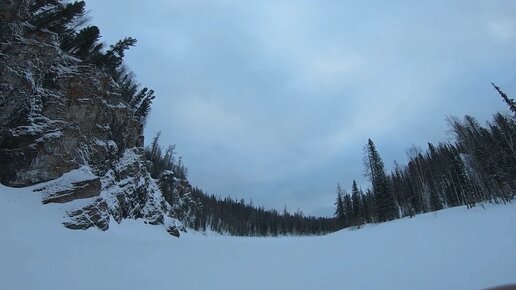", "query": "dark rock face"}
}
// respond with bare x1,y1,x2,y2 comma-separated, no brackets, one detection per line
0,31,141,187
0,1,143,188
64,198,110,231
166,226,181,237
0,3,198,234
42,178,101,204
165,220,188,238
